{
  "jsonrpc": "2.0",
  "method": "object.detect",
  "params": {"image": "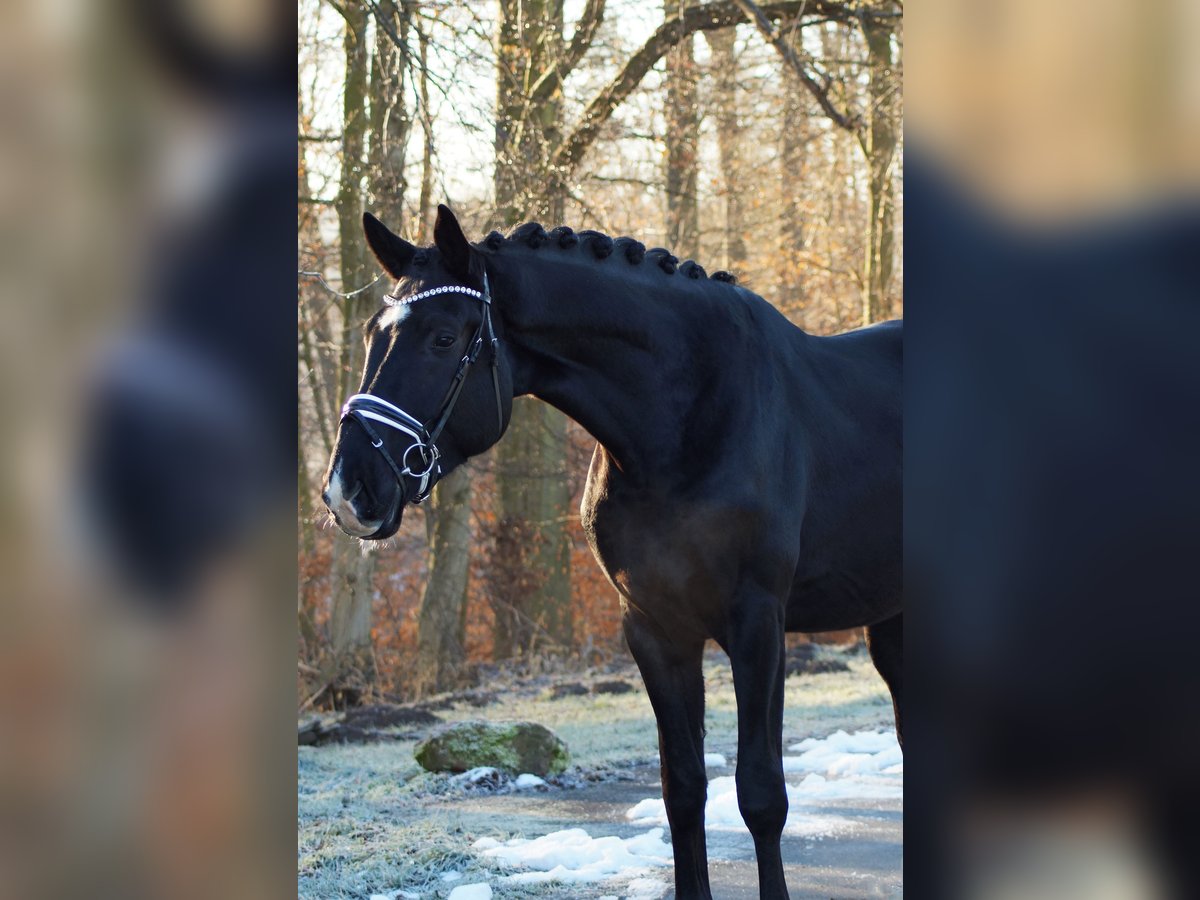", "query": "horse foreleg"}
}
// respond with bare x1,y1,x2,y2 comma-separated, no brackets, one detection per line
728,587,790,900
866,612,903,748
623,609,711,900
